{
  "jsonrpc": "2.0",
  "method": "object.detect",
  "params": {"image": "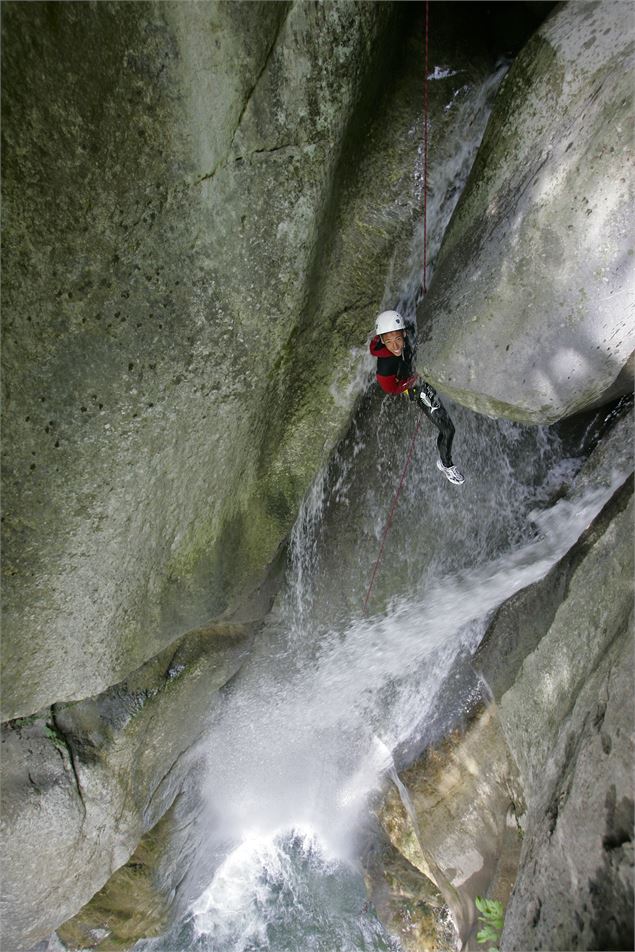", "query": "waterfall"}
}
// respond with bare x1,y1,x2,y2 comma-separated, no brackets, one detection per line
134,427,628,952
132,60,630,952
